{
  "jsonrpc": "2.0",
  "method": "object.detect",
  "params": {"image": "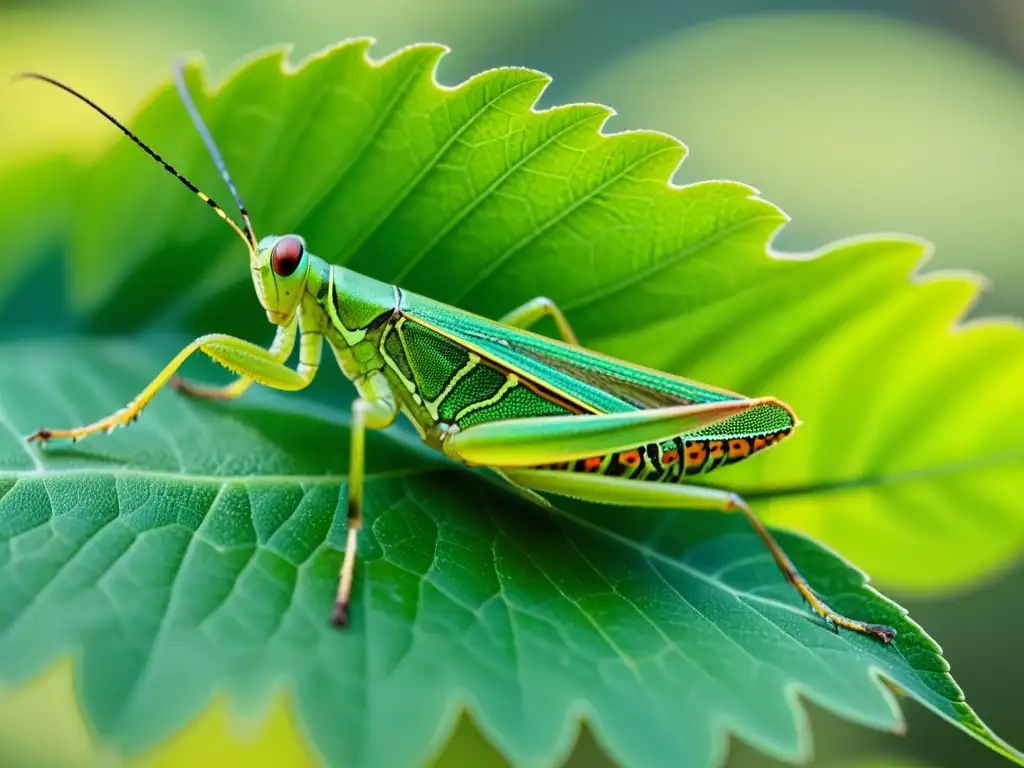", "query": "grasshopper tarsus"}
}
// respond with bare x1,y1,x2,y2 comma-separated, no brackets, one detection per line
808,589,896,644
26,429,51,446
869,623,897,644
25,402,144,447
330,601,349,628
